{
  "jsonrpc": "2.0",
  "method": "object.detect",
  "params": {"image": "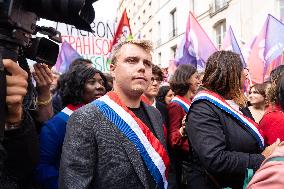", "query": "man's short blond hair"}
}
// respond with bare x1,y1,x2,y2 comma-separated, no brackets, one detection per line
110,40,153,65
